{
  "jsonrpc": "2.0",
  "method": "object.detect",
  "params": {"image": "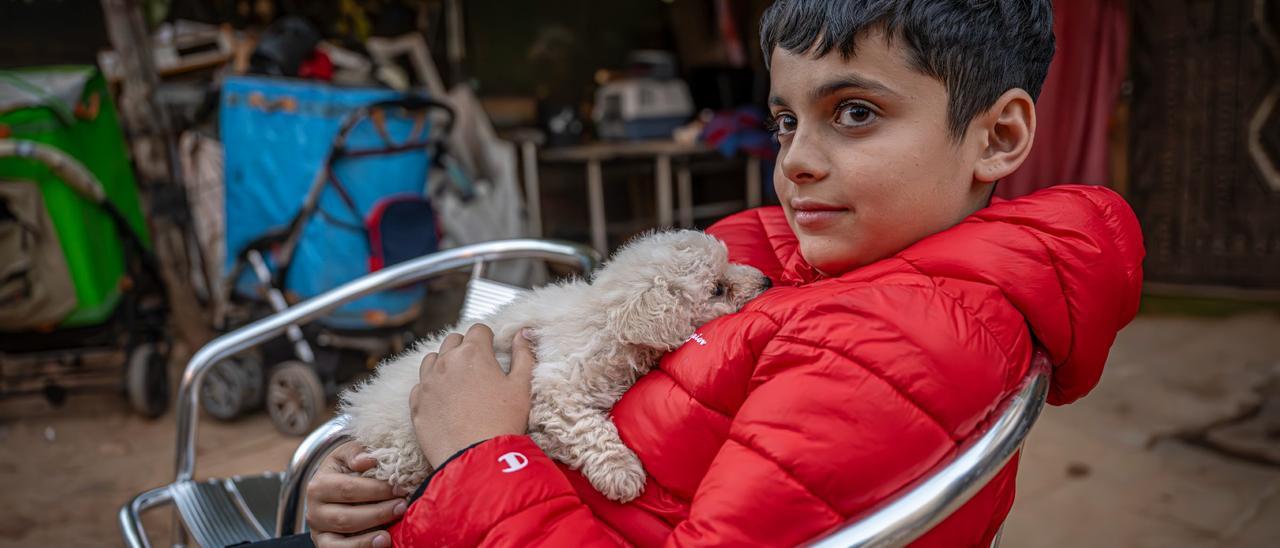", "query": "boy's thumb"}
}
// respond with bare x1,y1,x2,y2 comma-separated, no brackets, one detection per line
509,328,536,381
